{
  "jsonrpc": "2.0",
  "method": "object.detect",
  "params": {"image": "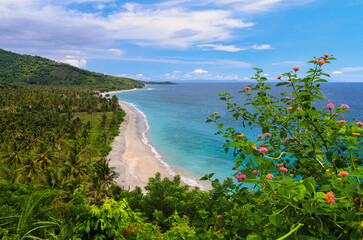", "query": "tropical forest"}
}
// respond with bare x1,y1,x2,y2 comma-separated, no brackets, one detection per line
0,50,362,240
